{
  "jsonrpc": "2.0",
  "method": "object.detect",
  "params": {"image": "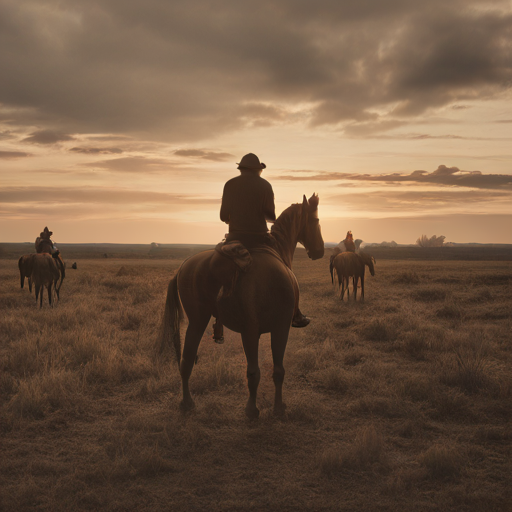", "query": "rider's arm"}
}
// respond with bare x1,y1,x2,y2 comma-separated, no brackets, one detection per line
220,185,230,224
263,188,276,223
